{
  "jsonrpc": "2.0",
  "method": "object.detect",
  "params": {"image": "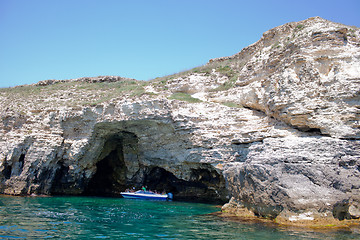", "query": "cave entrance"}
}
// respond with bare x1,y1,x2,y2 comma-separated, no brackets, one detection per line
83,132,137,196
81,122,228,203
142,165,228,204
